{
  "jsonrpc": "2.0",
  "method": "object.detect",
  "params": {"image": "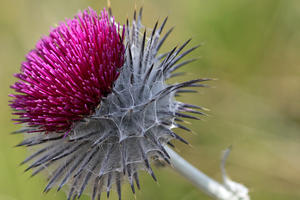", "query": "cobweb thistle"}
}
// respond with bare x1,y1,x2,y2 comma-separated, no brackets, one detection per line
10,6,210,200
